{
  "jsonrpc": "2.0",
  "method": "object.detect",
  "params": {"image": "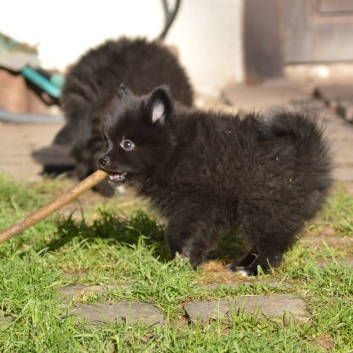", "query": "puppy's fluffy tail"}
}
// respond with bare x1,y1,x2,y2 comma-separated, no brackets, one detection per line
259,108,333,187
267,109,328,152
